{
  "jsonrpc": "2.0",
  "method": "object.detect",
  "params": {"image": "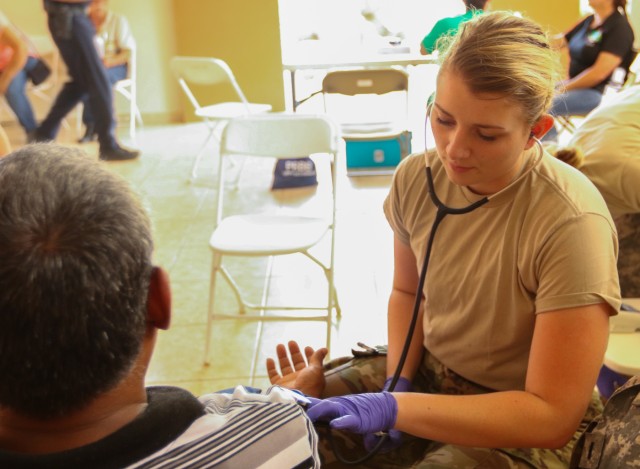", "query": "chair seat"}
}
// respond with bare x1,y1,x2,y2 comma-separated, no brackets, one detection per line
340,121,404,135
196,102,272,120
210,214,330,255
